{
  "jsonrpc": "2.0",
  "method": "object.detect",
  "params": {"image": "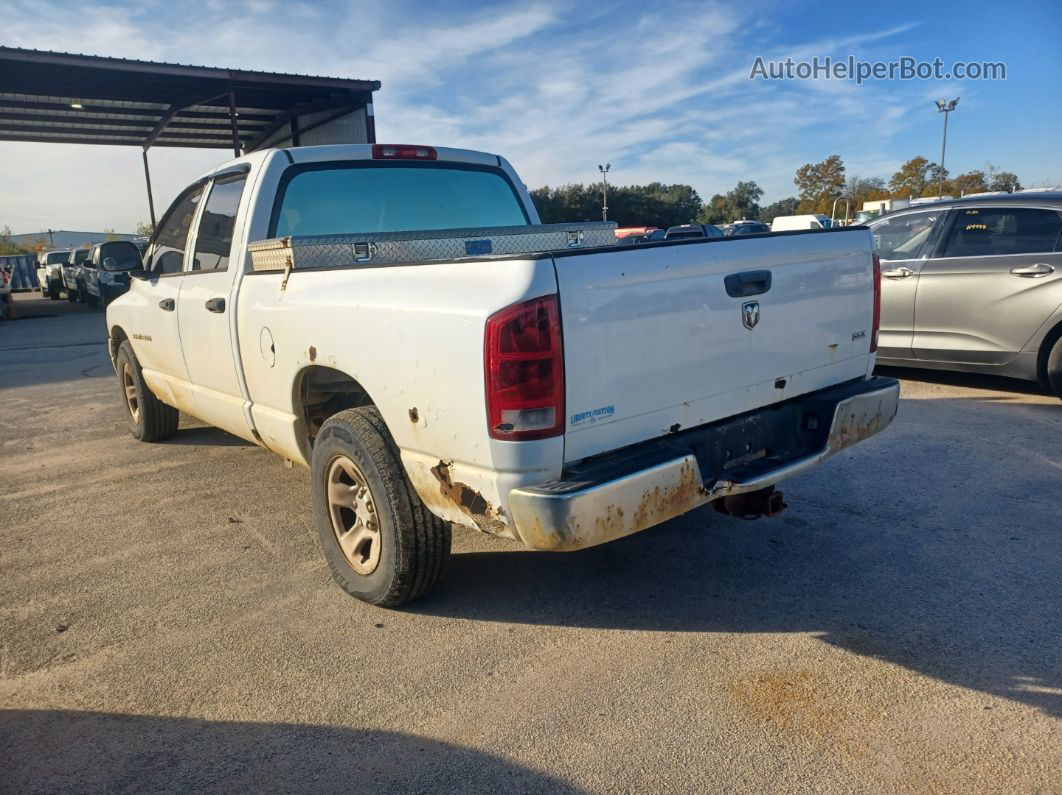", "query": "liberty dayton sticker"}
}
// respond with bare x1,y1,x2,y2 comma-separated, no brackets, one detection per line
570,405,615,427
742,301,760,329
